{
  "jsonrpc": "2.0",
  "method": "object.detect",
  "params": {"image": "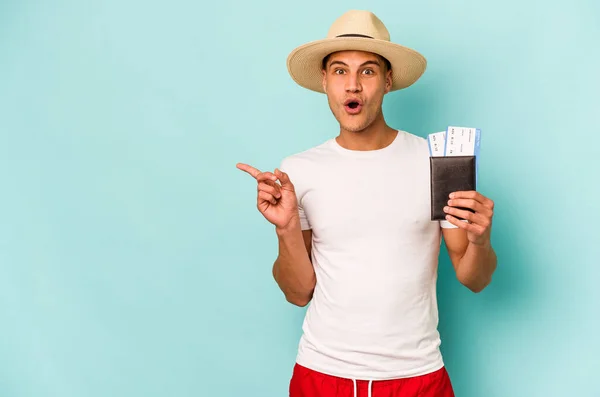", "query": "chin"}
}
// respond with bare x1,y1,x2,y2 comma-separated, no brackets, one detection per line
331,106,374,132
341,124,367,133
340,117,370,133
